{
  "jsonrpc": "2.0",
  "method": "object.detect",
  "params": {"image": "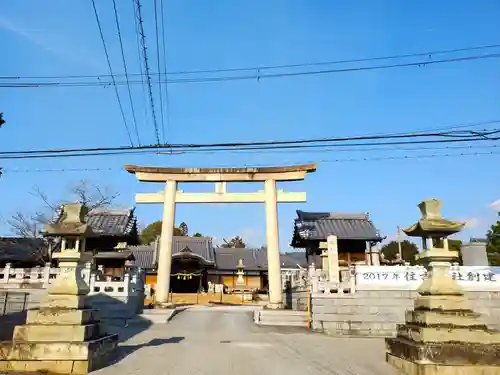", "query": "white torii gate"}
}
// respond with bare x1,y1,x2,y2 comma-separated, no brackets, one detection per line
125,164,317,308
